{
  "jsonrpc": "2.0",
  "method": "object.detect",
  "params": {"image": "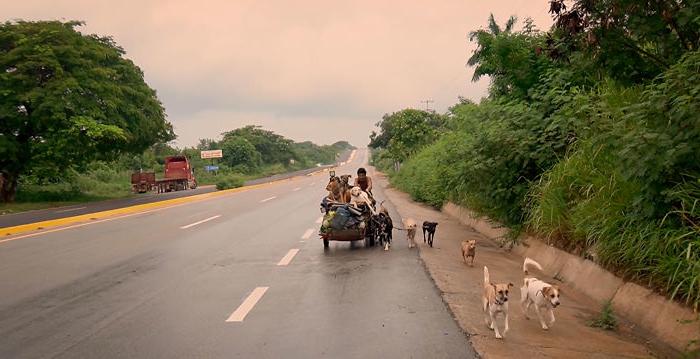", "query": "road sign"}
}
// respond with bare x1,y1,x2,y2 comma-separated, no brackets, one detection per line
204,165,219,172
200,149,223,159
